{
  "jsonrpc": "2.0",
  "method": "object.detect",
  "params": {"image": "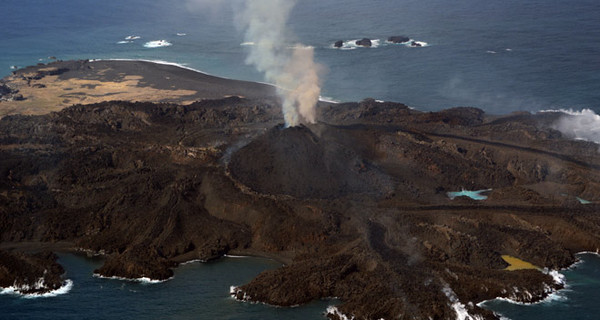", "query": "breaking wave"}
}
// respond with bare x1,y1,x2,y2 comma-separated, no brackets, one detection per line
541,108,600,144
325,306,354,320
0,279,73,298
143,40,172,48
406,40,428,47
93,273,172,284
333,38,428,50
333,39,381,50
